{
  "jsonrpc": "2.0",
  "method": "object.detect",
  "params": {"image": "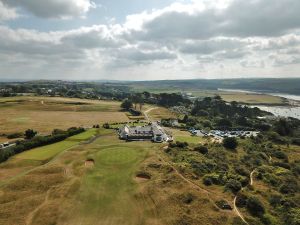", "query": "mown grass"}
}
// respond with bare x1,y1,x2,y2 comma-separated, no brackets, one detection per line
67,128,98,141
170,128,205,144
15,141,77,161
175,135,204,144
71,136,153,225
15,129,97,161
